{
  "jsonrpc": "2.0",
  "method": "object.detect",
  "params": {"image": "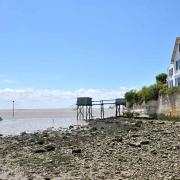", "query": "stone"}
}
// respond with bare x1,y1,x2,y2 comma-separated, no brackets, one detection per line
21,132,27,136
112,136,123,142
72,149,82,154
69,125,74,129
131,134,141,138
121,171,133,178
42,132,49,138
158,121,165,125
91,127,97,131
135,121,143,127
44,178,51,180
0,134,3,137
45,144,56,152
150,149,157,155
34,148,46,153
140,140,150,145
36,139,45,145
128,142,141,147
63,135,68,140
